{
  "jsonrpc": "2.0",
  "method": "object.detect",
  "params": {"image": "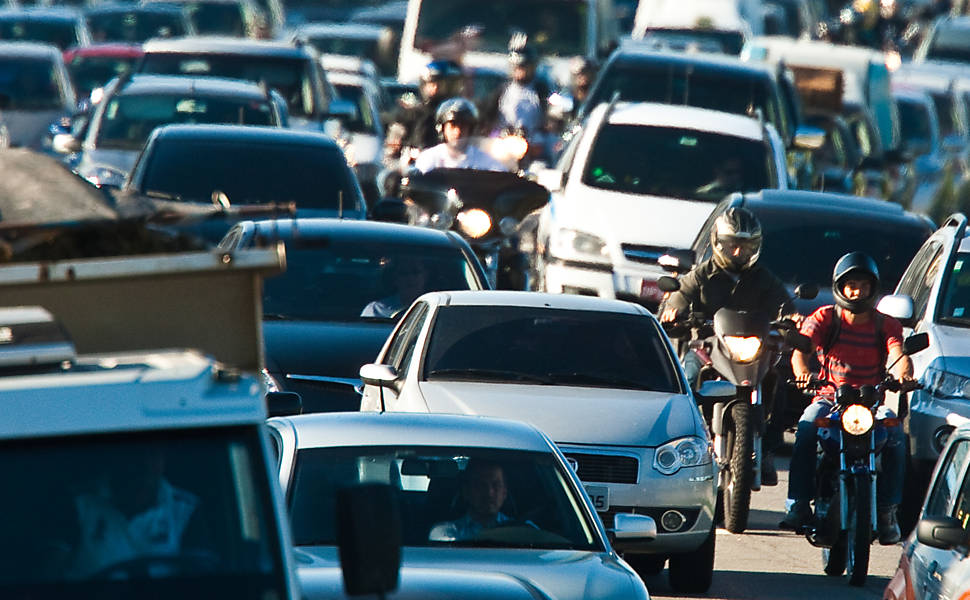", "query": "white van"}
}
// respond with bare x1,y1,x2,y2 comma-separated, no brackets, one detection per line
397,0,618,86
